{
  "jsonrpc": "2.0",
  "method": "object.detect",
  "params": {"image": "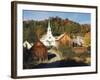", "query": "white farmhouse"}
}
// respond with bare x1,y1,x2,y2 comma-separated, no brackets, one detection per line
72,36,84,47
